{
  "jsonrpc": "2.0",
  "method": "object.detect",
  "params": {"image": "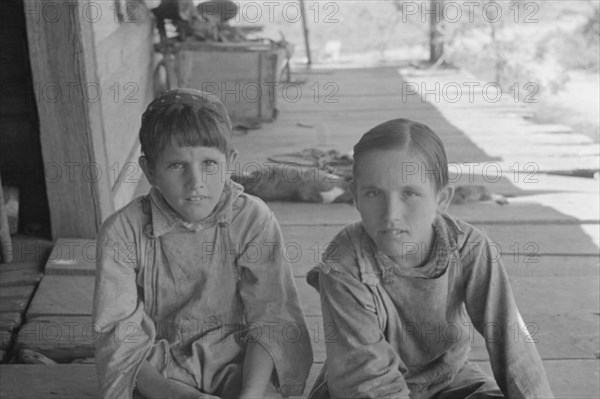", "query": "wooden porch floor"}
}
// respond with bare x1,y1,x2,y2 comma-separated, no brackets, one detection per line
1,65,598,398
